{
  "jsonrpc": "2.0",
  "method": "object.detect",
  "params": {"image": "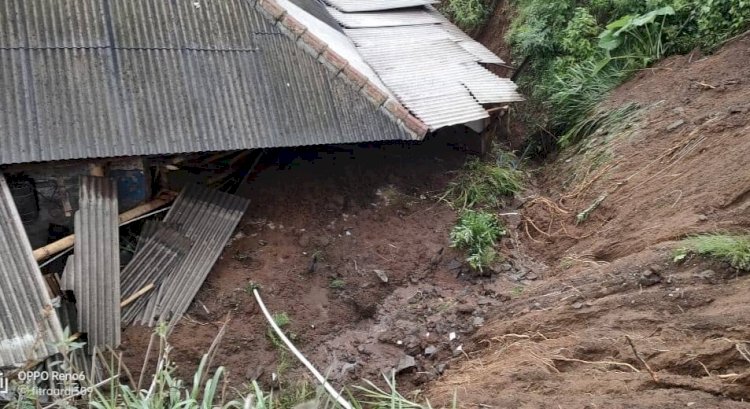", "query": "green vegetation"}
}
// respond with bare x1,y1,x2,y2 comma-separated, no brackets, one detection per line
10,326,457,409
506,0,750,141
559,102,642,148
329,278,346,289
443,157,523,209
450,209,506,271
674,234,750,271
442,0,492,30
